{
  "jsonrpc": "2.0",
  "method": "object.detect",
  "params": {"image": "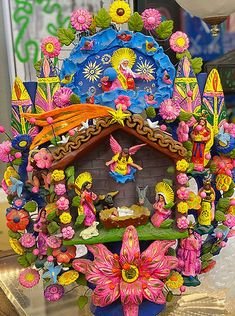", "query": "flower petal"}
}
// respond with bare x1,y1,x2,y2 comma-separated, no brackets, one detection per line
92,281,120,307
72,258,91,274
142,277,165,304
151,256,178,279
119,226,140,266
141,240,176,261
120,279,143,306
123,303,139,316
